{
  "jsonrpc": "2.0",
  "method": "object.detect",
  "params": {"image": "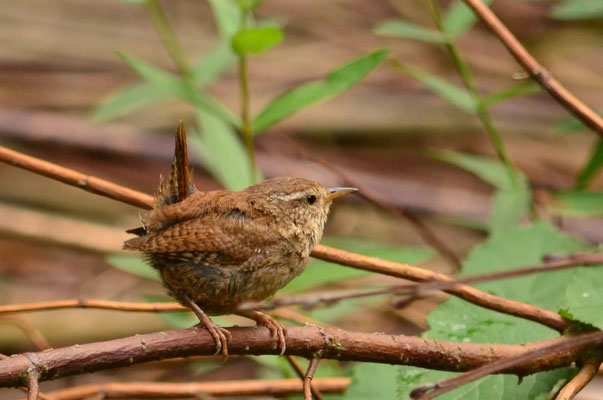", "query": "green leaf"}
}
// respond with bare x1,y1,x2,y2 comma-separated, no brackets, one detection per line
344,363,398,400
429,149,520,190
561,268,603,329
237,0,264,12
551,0,603,20
574,140,603,190
92,82,172,122
117,51,240,127
551,113,603,135
491,188,531,235
429,150,530,234
191,41,237,85
232,27,284,55
191,111,258,190
391,62,477,113
443,0,494,39
397,222,586,399
252,49,388,132
551,191,603,216
483,82,541,107
106,254,159,281
373,20,449,44
206,0,242,39
281,237,433,293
